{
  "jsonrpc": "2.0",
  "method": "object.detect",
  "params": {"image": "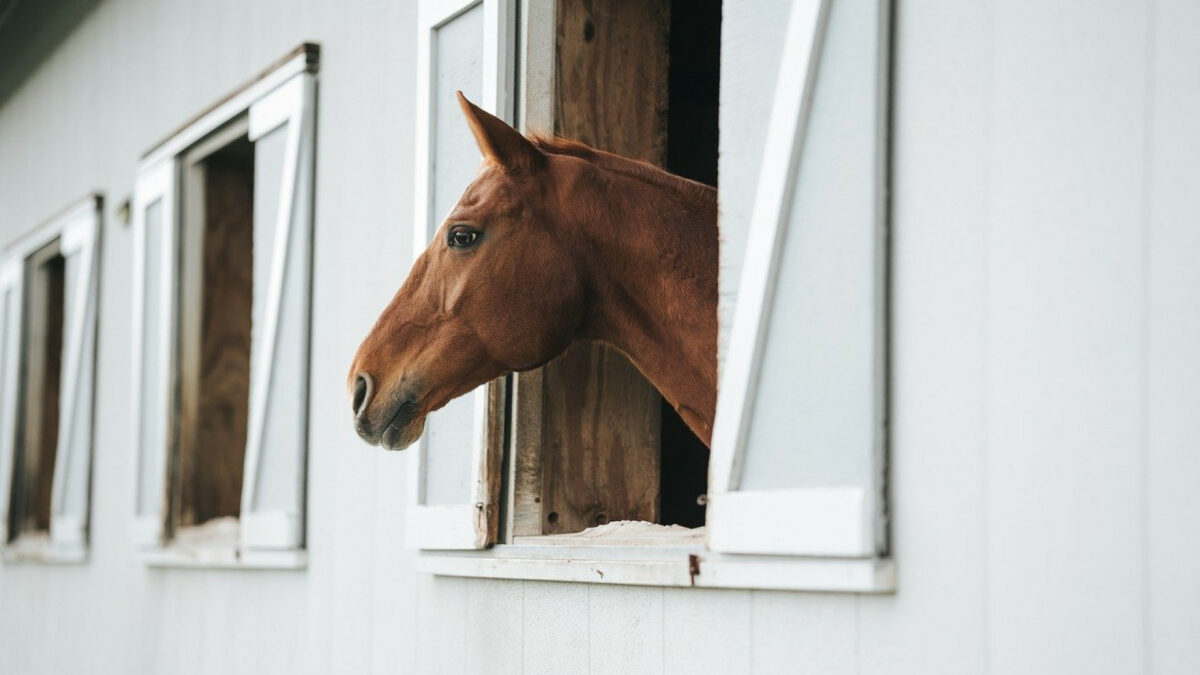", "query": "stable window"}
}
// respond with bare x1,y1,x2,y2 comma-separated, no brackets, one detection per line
411,0,893,591
0,196,102,564
131,45,317,568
